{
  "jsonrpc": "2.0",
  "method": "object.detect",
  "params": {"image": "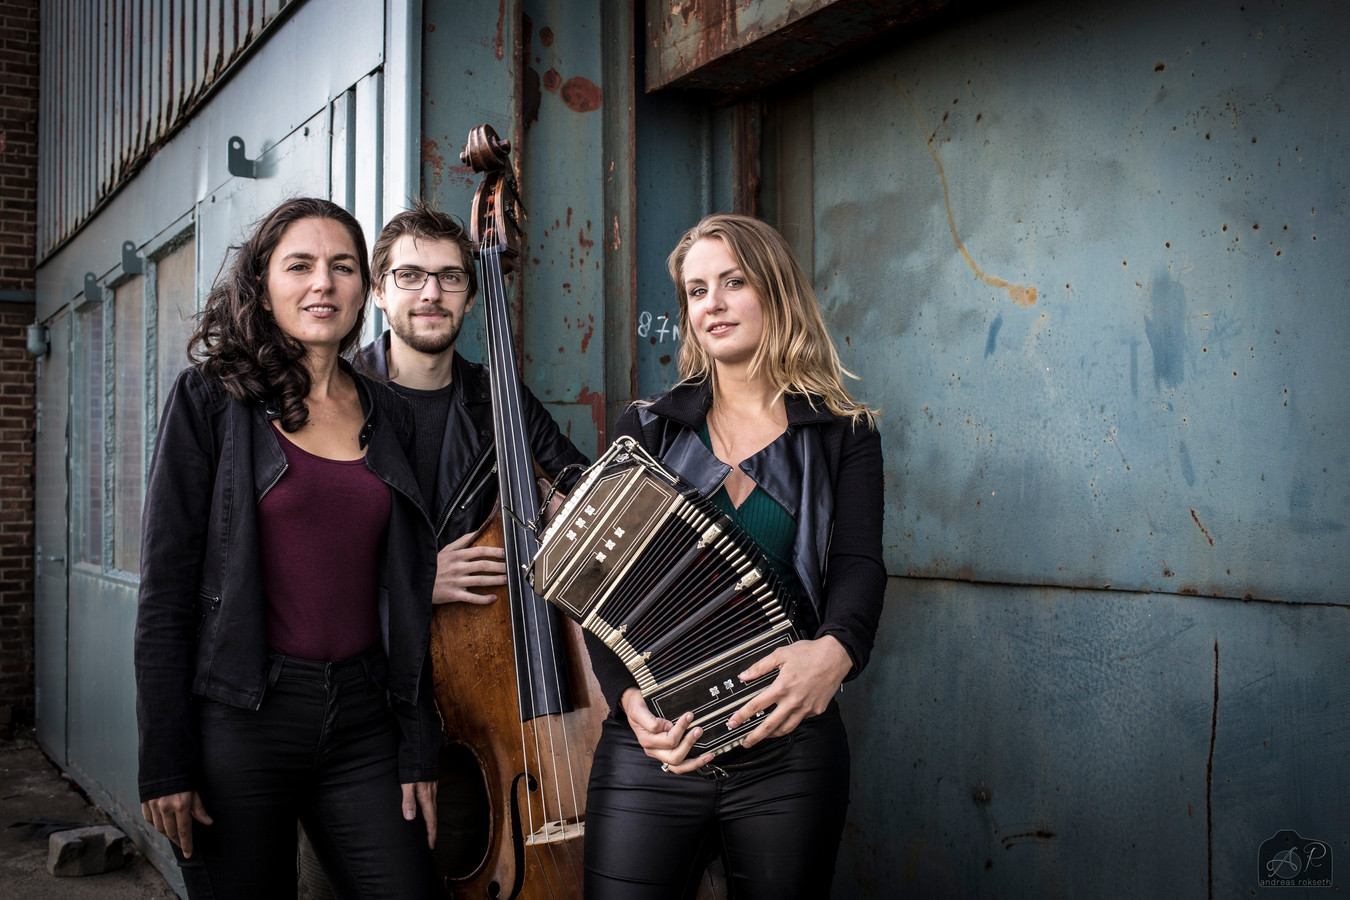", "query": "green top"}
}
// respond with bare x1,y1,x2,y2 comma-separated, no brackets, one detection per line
699,423,799,595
